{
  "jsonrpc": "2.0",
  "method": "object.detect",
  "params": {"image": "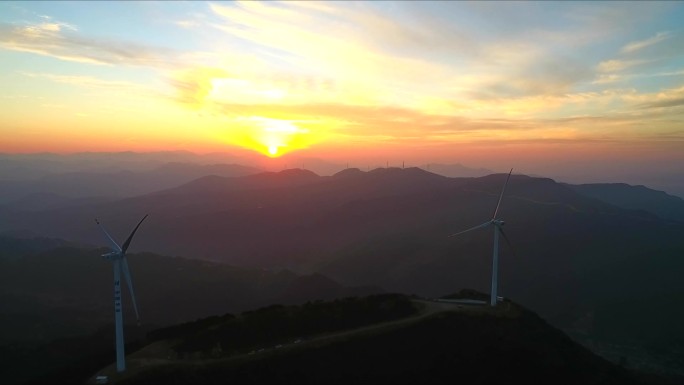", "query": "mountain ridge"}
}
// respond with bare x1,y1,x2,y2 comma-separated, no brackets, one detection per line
567,182,684,223
95,293,644,385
